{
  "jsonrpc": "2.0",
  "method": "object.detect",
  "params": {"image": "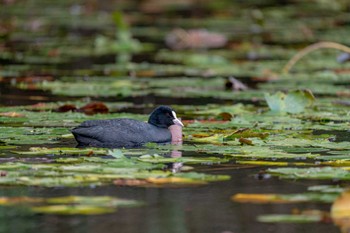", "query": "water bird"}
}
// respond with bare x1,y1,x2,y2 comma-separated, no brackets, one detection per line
71,106,183,148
